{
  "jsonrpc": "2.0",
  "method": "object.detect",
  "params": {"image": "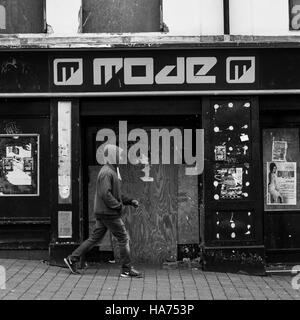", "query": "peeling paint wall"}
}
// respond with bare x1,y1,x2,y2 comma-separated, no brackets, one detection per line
46,0,223,36
46,0,81,35
0,0,44,33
